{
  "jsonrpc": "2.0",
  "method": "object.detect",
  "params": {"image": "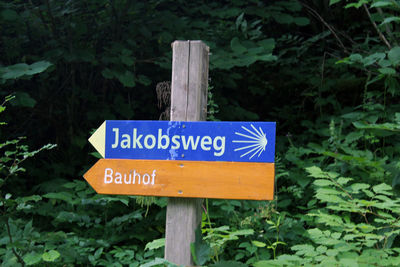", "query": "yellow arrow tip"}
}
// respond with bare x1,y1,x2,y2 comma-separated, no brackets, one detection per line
89,121,106,158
